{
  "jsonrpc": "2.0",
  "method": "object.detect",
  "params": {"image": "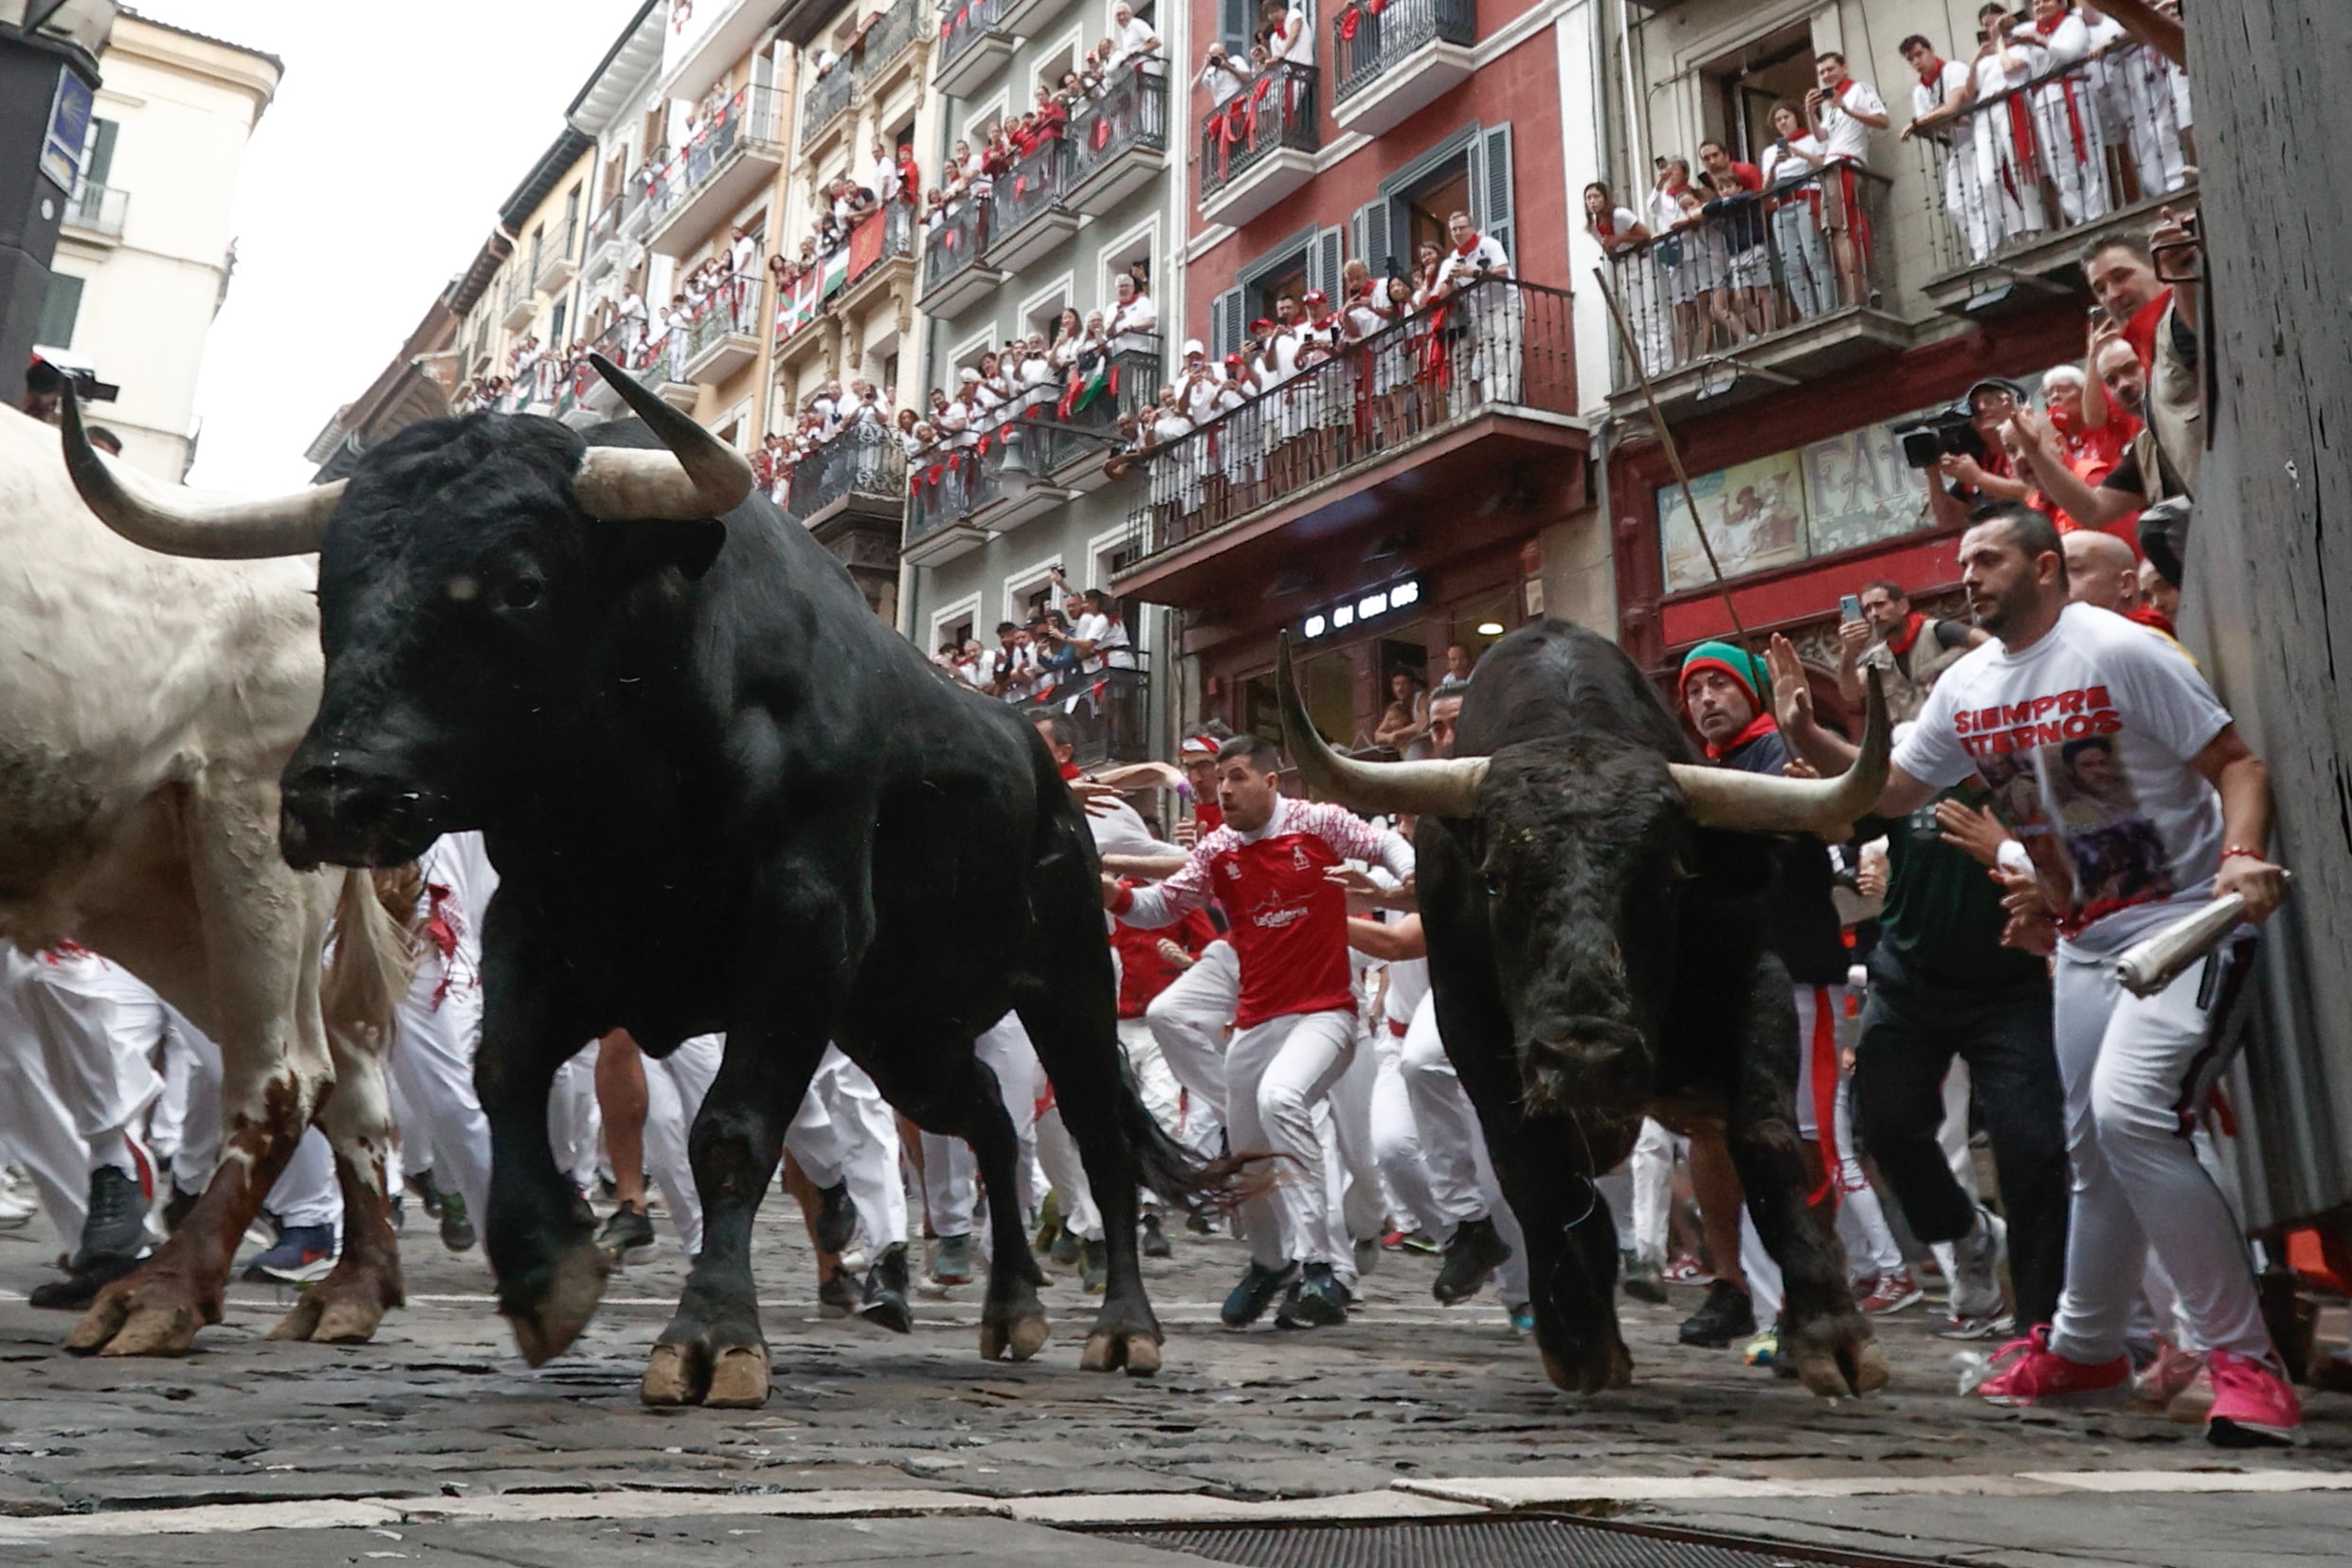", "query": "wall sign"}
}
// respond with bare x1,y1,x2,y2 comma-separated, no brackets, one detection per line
40,66,95,196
